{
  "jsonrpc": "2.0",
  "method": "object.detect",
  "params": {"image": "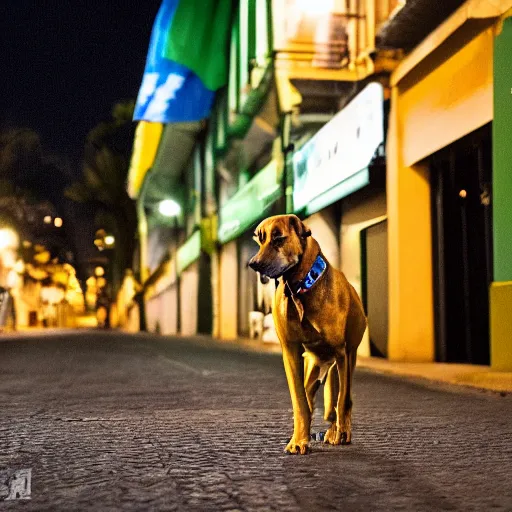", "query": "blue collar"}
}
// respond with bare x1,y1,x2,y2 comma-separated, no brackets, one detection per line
288,254,327,295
